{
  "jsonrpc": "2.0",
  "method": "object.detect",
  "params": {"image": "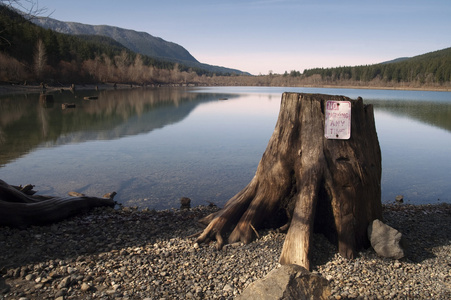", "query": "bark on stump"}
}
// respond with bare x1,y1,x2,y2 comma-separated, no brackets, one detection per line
196,93,382,270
